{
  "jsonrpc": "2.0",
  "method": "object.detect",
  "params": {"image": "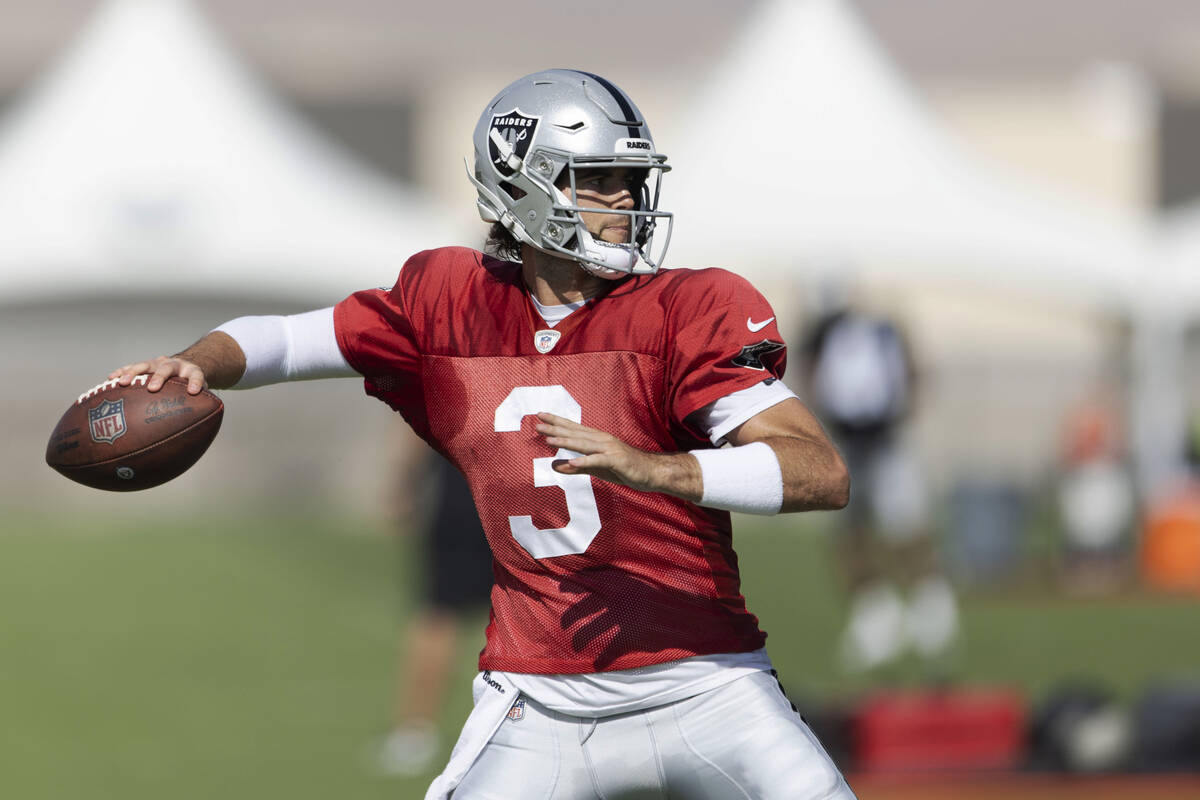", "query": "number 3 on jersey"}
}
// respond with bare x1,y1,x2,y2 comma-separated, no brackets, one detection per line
494,385,601,558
